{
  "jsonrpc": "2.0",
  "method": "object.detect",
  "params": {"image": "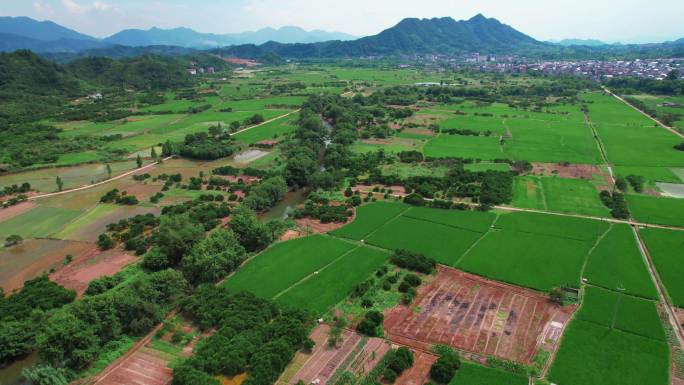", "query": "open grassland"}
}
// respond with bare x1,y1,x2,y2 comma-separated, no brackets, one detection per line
366,216,484,266
548,319,669,385
583,225,658,299
456,229,592,291
626,194,684,227
577,286,666,341
0,205,82,241
276,246,389,315
221,235,355,299
585,92,684,168
449,362,528,385
512,176,609,217
330,201,409,240
640,228,684,307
